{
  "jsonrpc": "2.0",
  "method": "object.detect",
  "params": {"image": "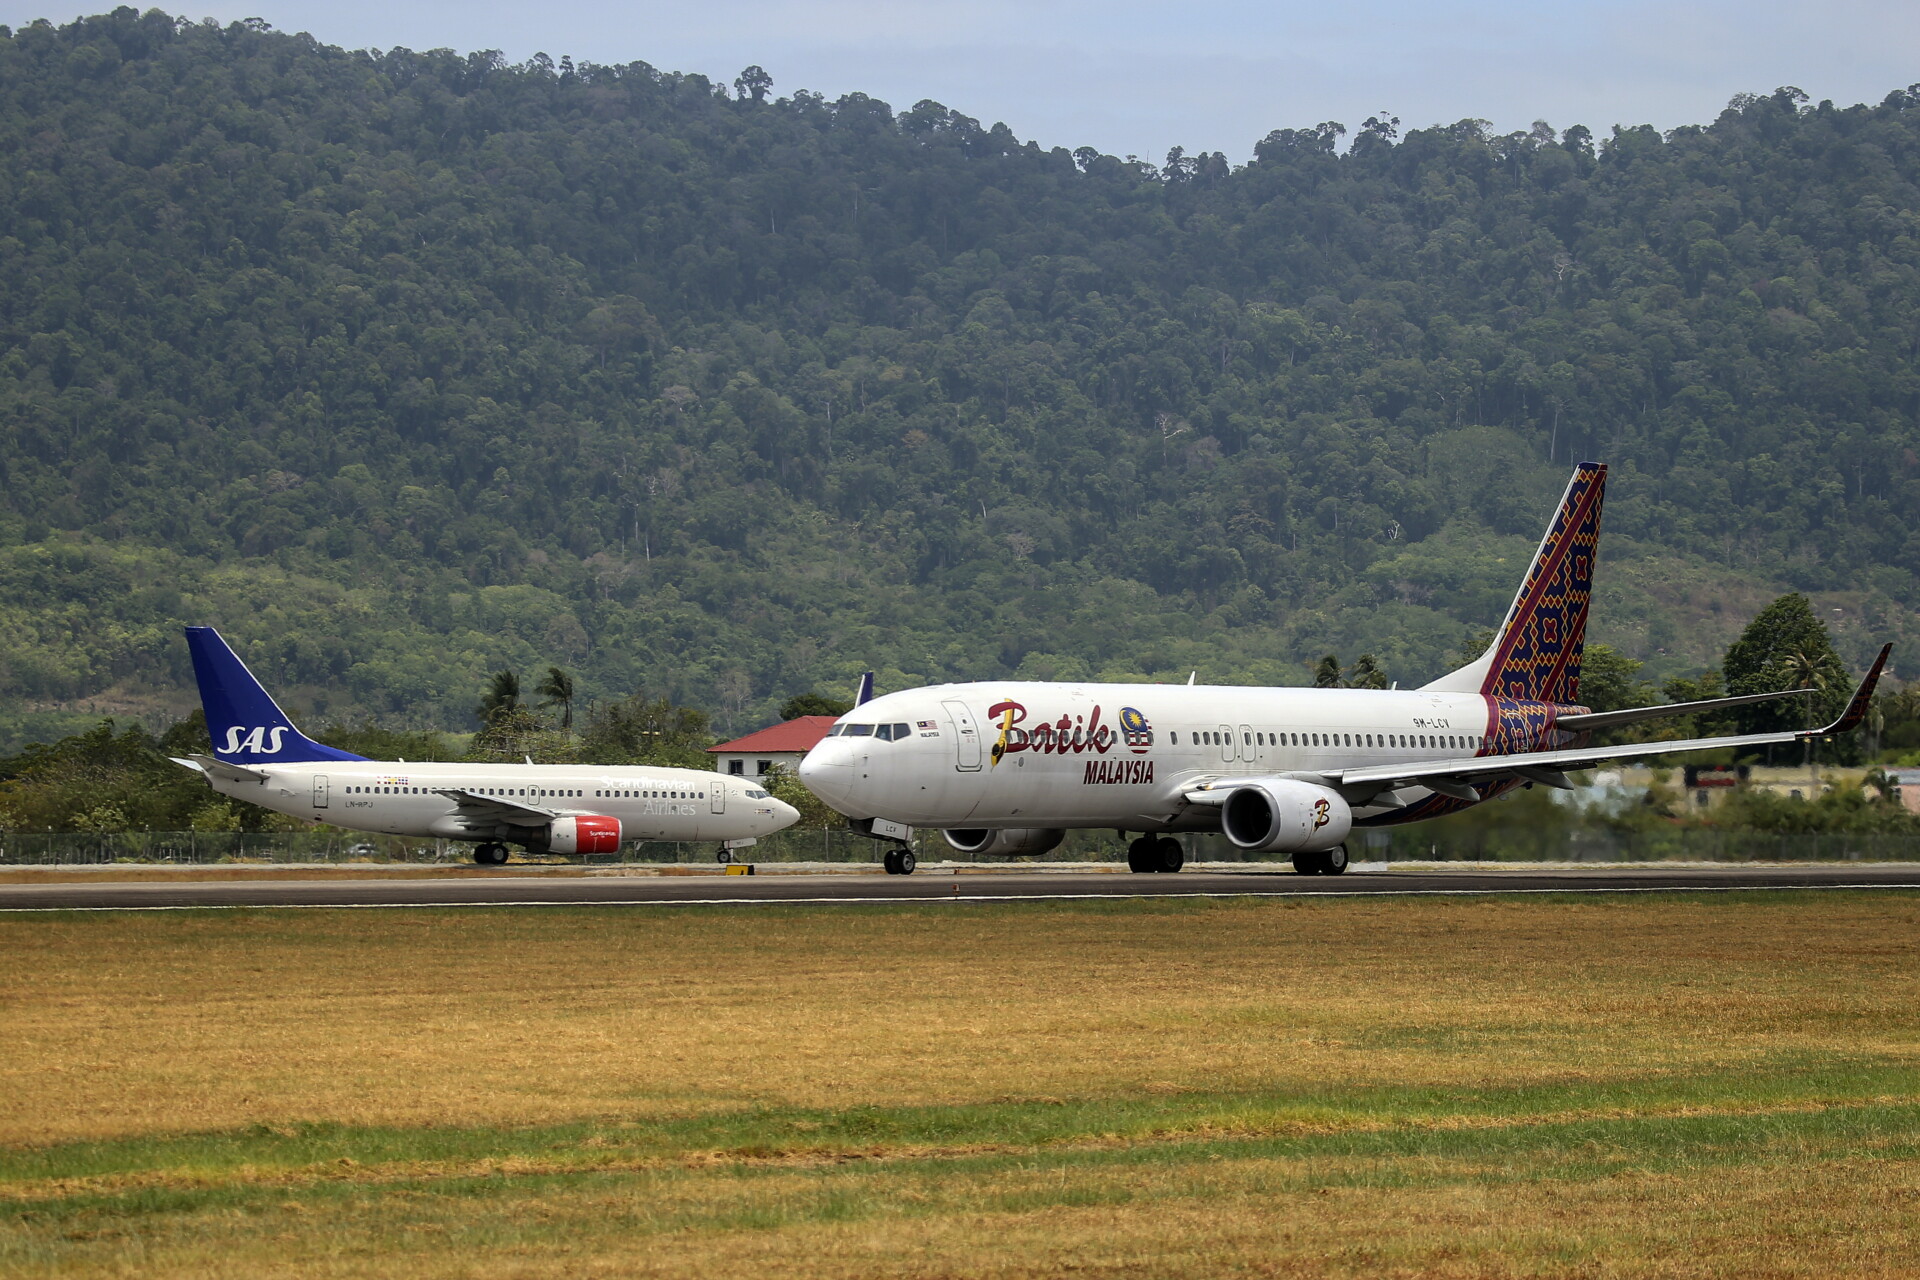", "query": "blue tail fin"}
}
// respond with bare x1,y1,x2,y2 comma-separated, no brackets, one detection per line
855,671,875,706
184,627,367,764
